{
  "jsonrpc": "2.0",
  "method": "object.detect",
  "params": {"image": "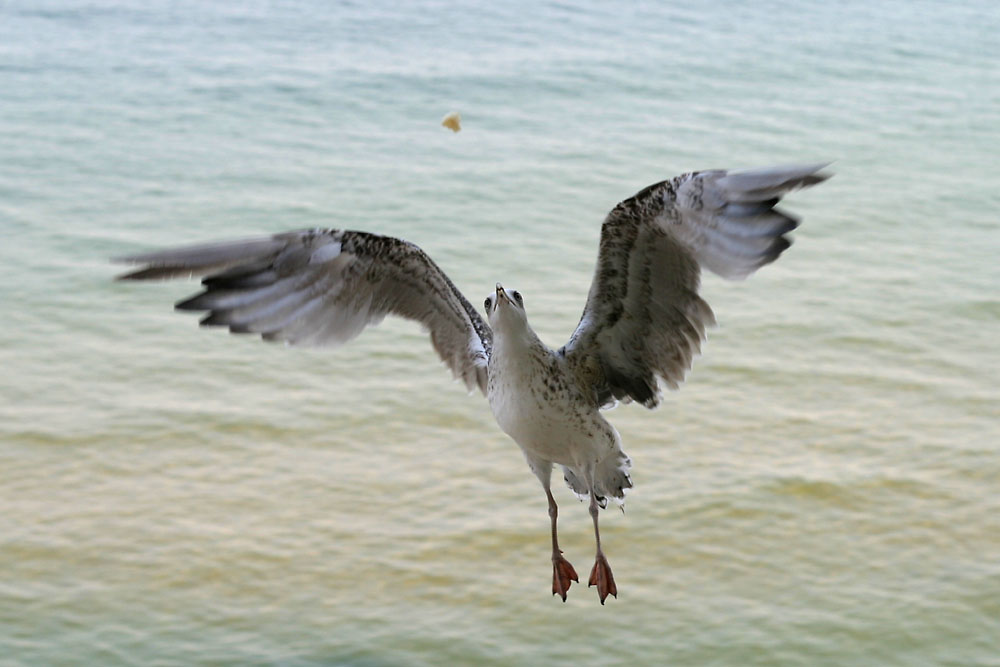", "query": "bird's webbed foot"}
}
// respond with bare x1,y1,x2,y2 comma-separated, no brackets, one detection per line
551,551,579,602
588,551,617,604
